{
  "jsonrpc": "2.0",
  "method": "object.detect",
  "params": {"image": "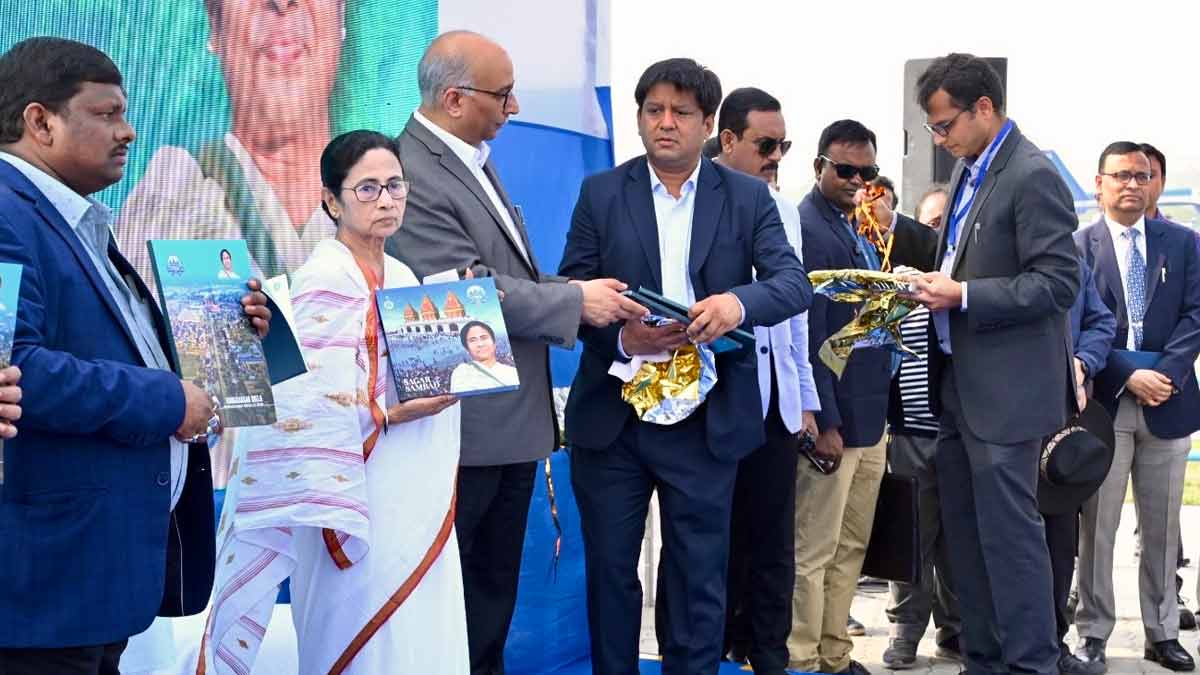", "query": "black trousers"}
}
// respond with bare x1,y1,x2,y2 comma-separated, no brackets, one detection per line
1042,509,1078,652
0,641,126,675
456,461,538,675
574,407,737,675
724,390,799,674
936,368,1059,675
